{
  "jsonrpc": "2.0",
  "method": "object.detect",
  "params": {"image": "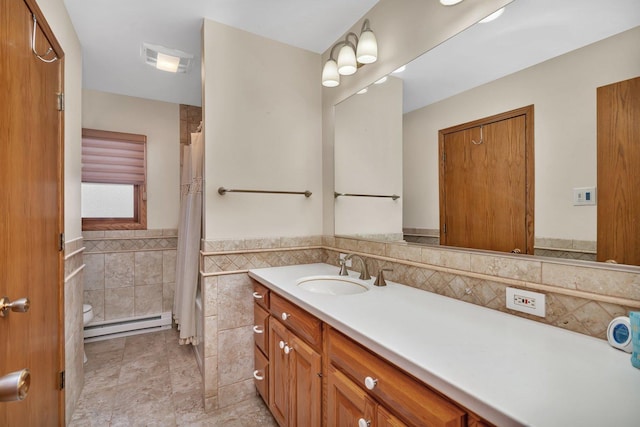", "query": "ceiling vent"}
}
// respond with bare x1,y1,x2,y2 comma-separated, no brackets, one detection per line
142,43,193,73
